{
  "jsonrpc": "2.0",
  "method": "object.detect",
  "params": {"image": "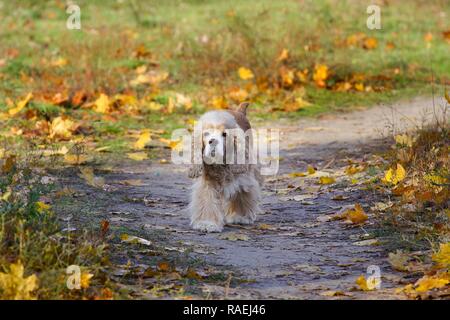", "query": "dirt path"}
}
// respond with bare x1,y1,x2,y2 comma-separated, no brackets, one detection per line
60,96,443,299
